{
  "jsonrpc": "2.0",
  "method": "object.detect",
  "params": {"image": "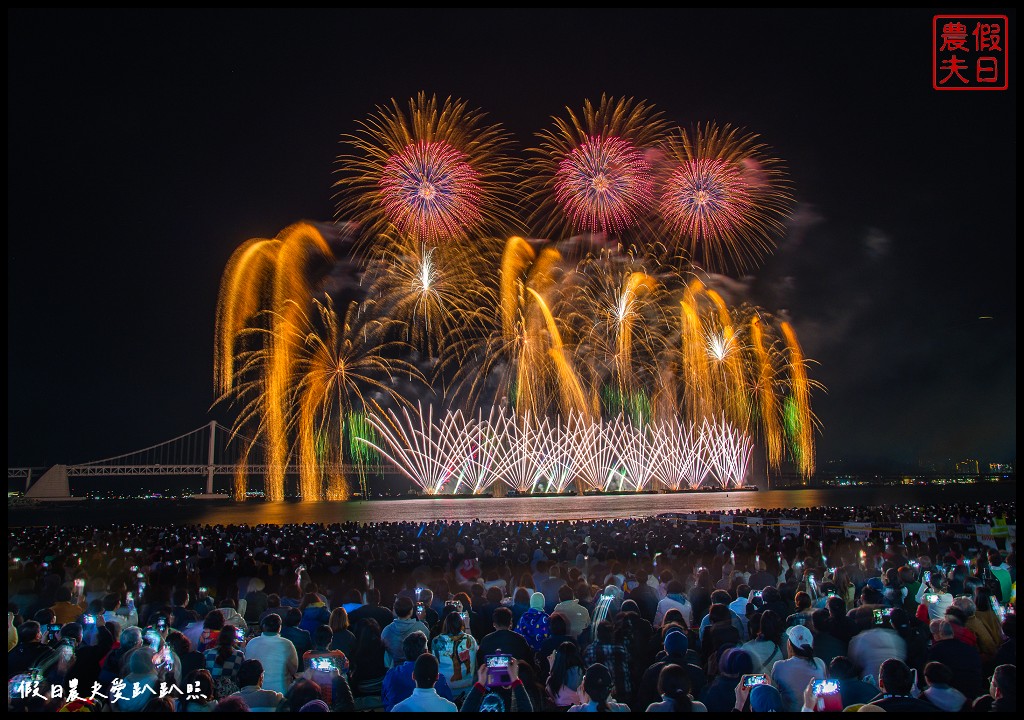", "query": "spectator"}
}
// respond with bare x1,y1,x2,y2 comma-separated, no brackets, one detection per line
391,653,458,712
244,613,298,695
770,625,827,712
962,588,1002,666
304,624,351,705
810,609,845,666
566,662,630,712
261,593,285,623
7,621,56,679
786,591,815,628
179,669,218,711
171,589,199,631
645,662,707,712
921,661,967,712
111,646,160,712
538,613,576,678
654,580,692,626
461,656,534,712
230,658,287,711
282,607,313,668
828,655,878,708
865,658,937,711
477,606,534,668
702,647,753,713
546,641,586,708
167,629,205,678
348,588,394,636
636,627,705,710
700,603,740,665
553,584,592,639
848,609,907,683
971,663,1015,713
349,618,388,696
50,586,86,625
283,678,328,713
299,592,331,635
431,612,478,698
888,607,929,677
197,609,224,652
212,695,250,712
629,571,660,623
517,591,551,651
384,630,454,710
915,572,954,622
381,596,430,668
926,618,985,699
243,578,269,624
992,615,1015,668
741,609,787,674
582,620,633,707
328,607,357,656
204,623,245,697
